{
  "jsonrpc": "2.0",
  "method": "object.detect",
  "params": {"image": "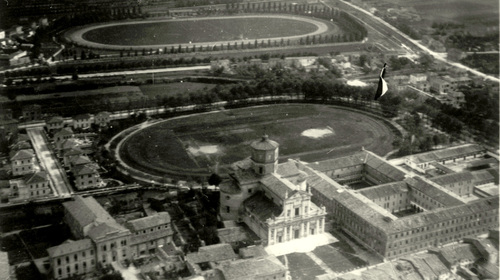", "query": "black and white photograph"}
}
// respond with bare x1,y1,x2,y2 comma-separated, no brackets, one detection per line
0,0,498,279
